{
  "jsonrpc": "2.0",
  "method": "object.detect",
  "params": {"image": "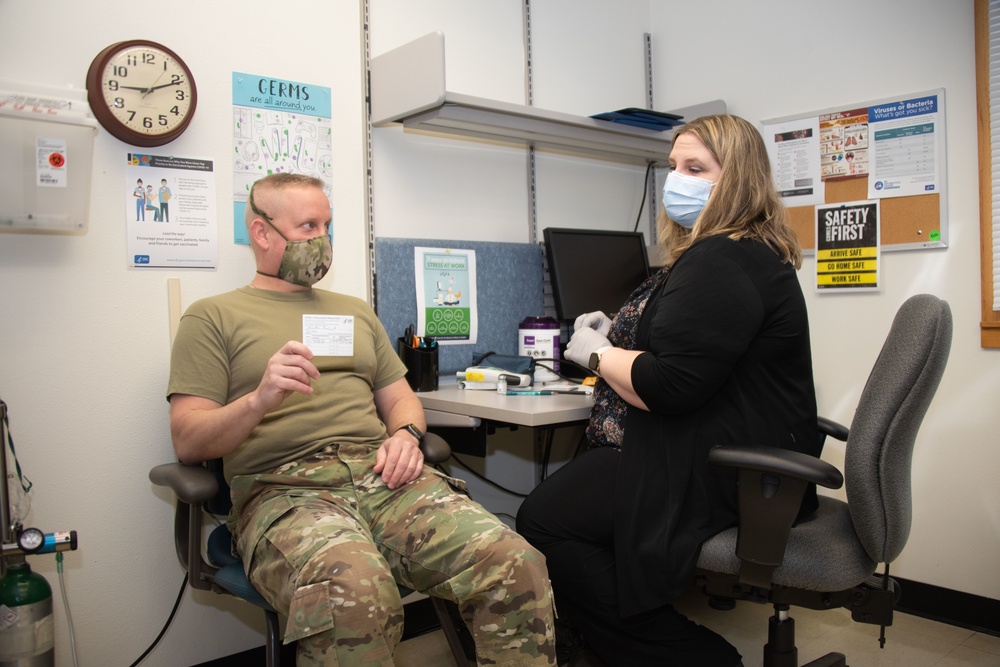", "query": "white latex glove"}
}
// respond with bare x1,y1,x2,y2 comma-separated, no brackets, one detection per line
564,327,612,368
574,311,612,336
